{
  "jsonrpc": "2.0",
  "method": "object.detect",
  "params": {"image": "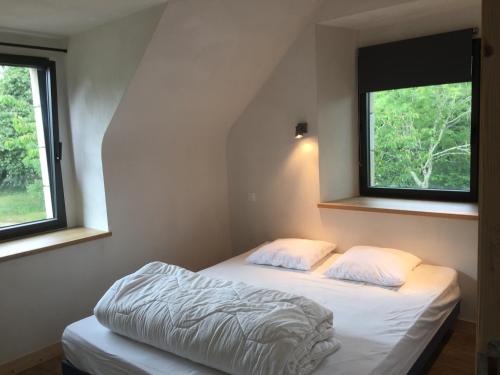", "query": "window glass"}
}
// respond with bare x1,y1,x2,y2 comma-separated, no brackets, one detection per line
368,82,472,192
0,64,53,229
